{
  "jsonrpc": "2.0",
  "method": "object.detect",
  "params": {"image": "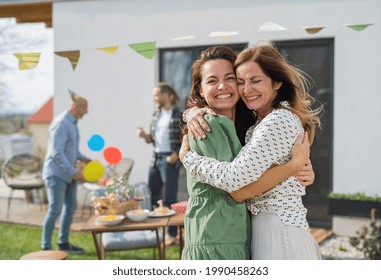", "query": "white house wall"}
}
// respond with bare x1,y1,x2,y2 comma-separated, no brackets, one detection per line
53,0,381,195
